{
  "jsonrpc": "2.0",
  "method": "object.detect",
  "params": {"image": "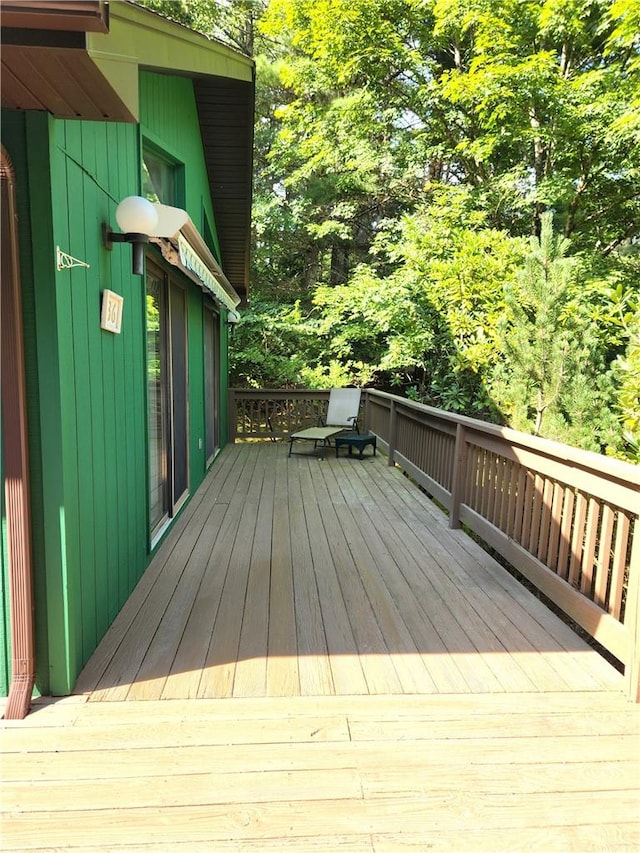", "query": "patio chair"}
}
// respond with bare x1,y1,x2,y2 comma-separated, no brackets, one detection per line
288,388,361,456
